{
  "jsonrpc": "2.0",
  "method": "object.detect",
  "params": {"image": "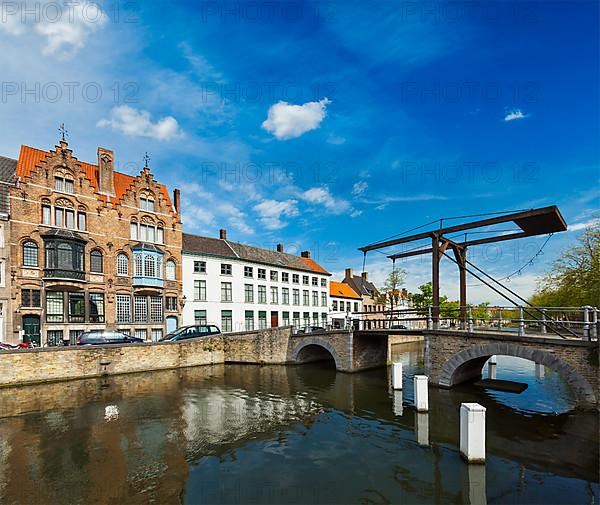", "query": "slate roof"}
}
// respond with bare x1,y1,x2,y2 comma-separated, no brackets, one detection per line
16,145,173,208
182,233,330,275
330,281,361,299
0,155,16,215
344,275,377,296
